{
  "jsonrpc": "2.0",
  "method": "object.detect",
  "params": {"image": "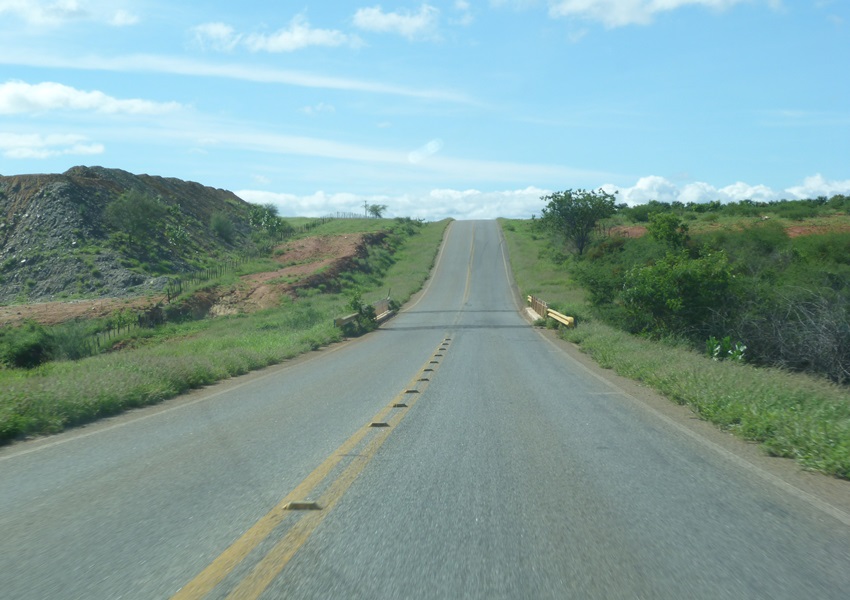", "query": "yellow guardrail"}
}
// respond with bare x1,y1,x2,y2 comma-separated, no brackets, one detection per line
527,295,575,328
334,298,394,328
